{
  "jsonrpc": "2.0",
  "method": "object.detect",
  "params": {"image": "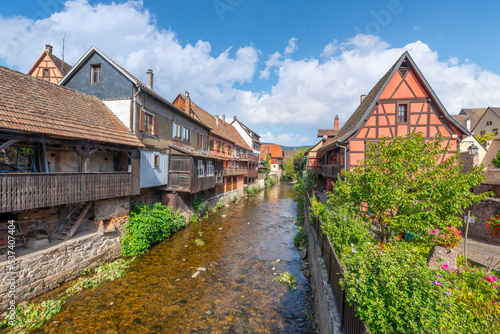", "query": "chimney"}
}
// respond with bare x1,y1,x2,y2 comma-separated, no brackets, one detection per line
45,45,53,54
334,115,339,130
215,115,219,127
360,94,366,103
147,69,154,90
233,115,237,122
465,119,471,132
185,90,191,115
222,114,225,123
